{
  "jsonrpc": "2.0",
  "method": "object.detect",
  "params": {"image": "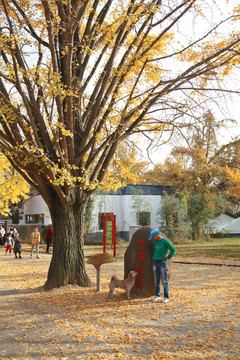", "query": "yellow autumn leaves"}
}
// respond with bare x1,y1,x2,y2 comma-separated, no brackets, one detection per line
0,245,239,359
0,155,30,215
226,166,240,200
